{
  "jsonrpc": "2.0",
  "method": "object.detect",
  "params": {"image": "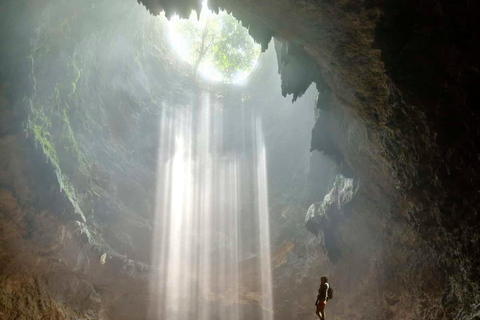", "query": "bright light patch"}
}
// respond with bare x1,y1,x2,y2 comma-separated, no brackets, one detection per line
166,1,260,84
